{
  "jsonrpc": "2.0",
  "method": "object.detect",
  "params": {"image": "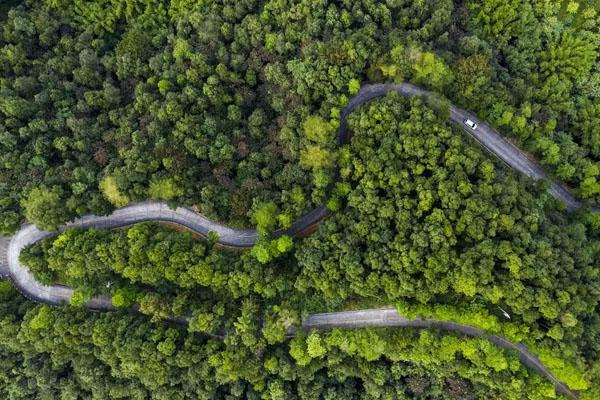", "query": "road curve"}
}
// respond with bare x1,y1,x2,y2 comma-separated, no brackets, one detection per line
1,82,594,399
